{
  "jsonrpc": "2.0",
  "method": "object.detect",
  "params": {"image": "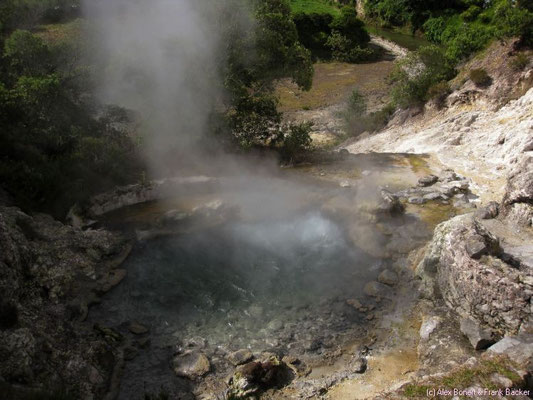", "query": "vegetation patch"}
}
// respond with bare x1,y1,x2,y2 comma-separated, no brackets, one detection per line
469,68,492,87
401,357,523,399
288,0,340,16
509,53,530,71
